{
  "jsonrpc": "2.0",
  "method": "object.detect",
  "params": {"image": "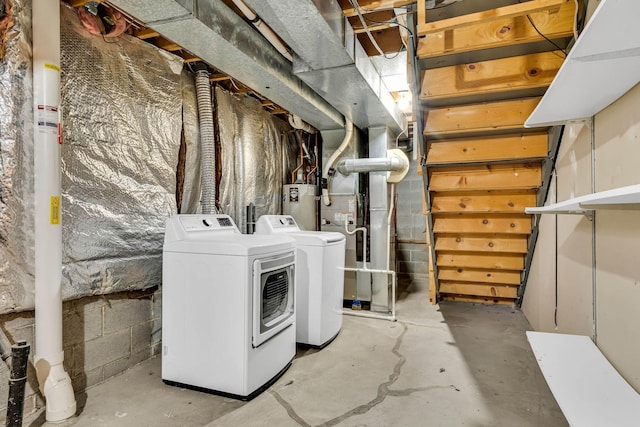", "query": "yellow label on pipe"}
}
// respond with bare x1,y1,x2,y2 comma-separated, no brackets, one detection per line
50,196,60,225
44,63,60,72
